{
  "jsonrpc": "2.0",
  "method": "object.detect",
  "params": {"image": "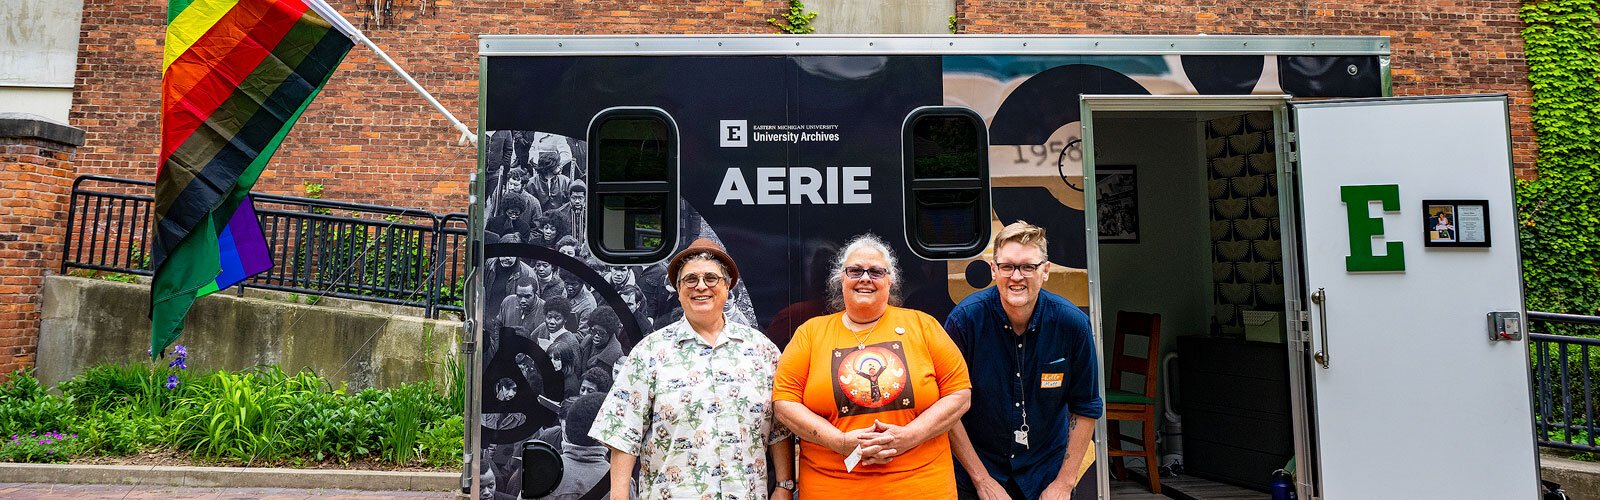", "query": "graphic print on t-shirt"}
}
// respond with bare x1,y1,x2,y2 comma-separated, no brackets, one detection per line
831,341,914,416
